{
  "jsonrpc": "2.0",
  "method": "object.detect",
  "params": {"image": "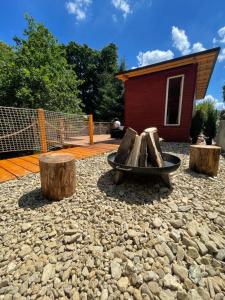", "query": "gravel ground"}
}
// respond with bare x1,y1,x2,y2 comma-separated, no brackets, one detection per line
0,142,225,300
